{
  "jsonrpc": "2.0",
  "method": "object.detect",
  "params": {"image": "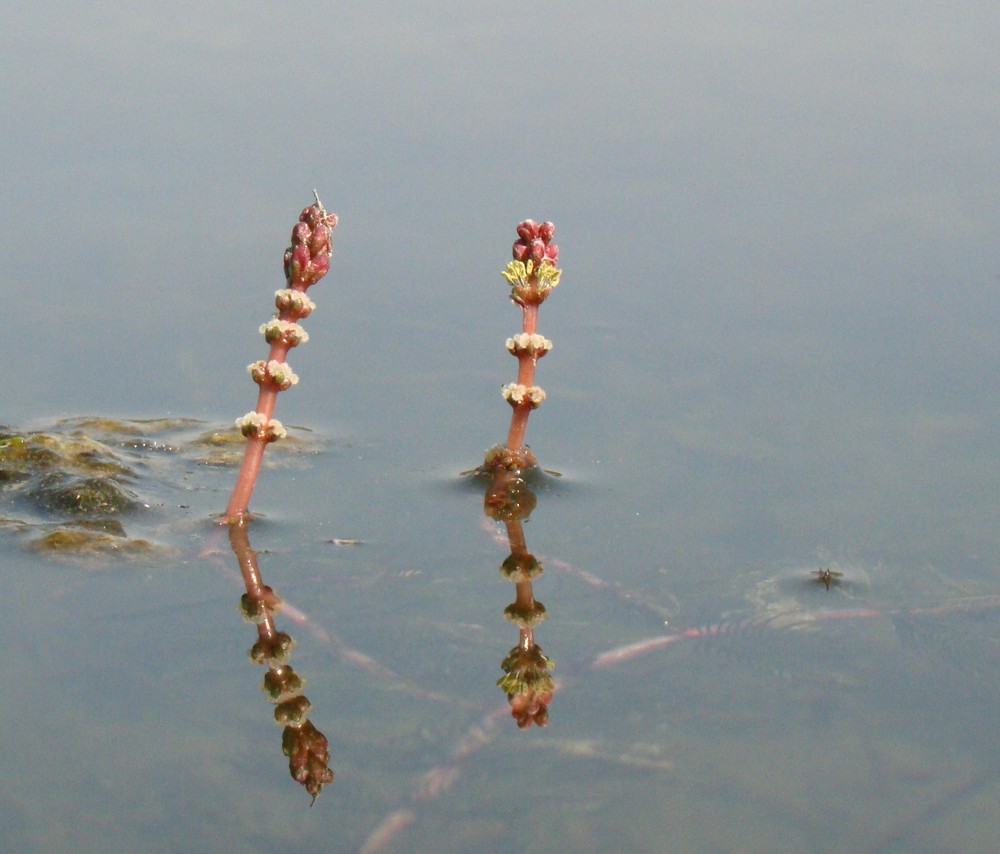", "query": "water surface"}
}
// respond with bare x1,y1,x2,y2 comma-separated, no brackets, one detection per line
3,4,1000,852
